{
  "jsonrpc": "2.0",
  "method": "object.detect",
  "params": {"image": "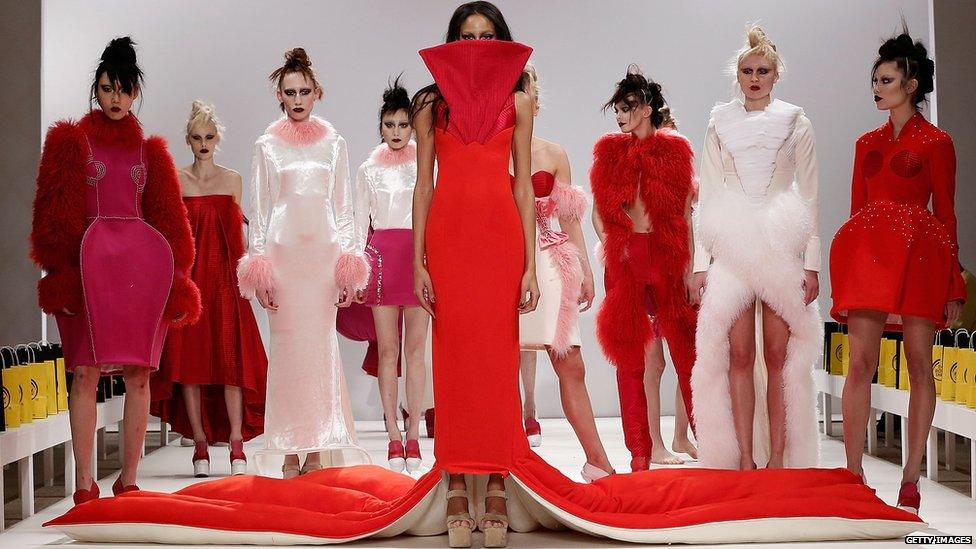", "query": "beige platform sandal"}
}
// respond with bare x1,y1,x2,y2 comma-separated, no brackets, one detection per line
446,489,475,548
480,489,509,548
